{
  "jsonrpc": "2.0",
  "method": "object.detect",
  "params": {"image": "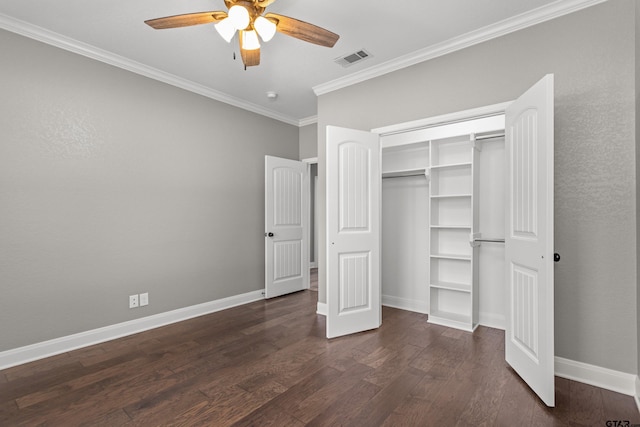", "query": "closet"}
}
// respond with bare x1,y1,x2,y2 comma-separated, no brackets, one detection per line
380,116,506,332
328,75,555,404
381,143,429,314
